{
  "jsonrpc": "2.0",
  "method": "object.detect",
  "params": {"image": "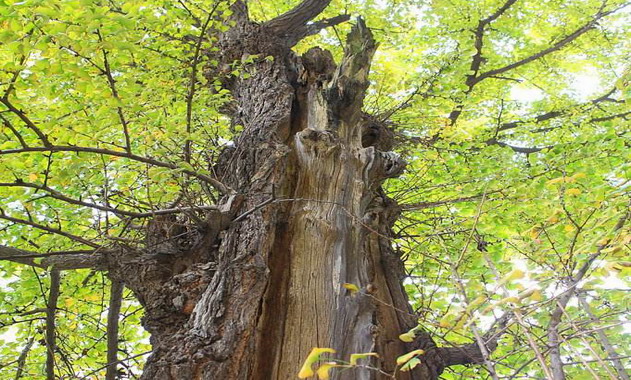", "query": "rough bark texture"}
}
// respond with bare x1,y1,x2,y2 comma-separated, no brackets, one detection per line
107,4,489,379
